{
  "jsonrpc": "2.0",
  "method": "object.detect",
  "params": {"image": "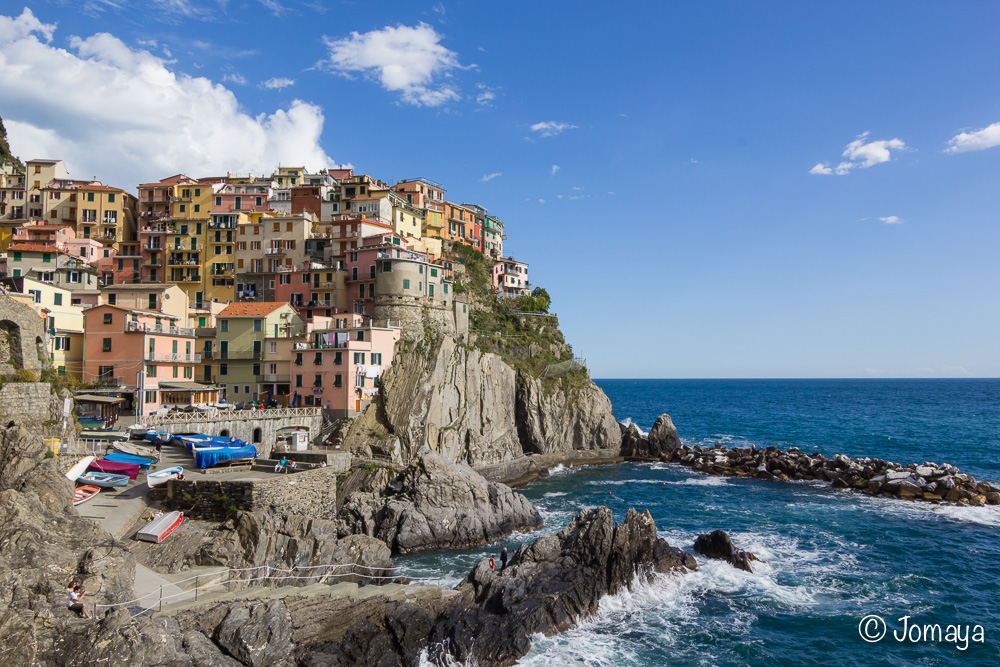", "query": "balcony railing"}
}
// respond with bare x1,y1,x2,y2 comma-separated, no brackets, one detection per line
264,374,280,382
95,375,124,386
126,321,196,337
217,350,263,360
145,352,202,363
264,247,285,255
